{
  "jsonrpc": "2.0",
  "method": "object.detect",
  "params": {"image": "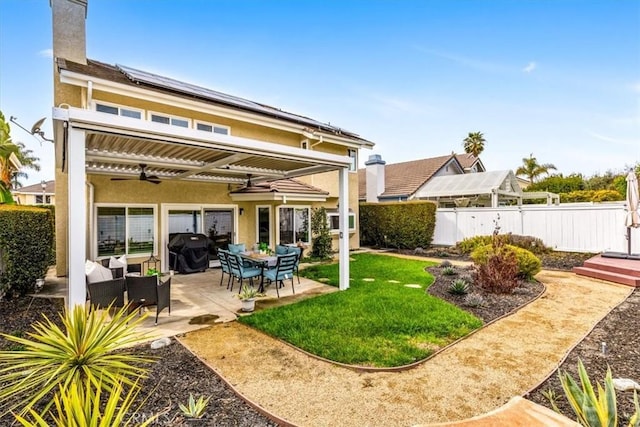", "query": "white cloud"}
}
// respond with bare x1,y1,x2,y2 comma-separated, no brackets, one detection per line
38,49,53,58
522,62,537,73
585,130,638,146
631,82,640,93
414,46,507,73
